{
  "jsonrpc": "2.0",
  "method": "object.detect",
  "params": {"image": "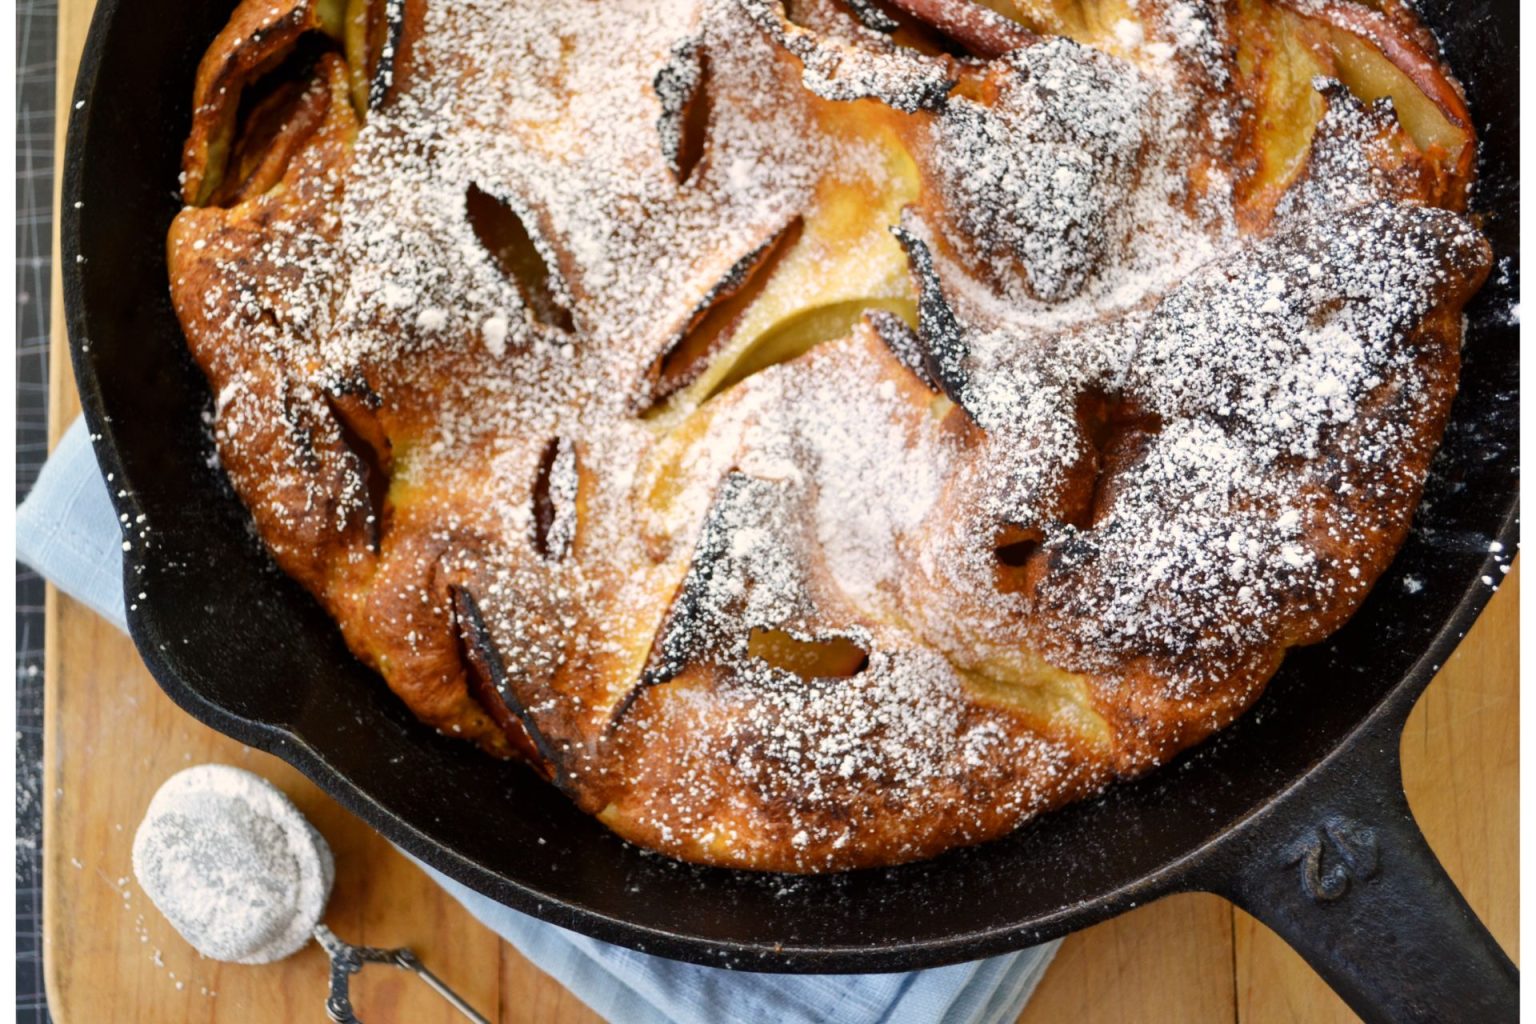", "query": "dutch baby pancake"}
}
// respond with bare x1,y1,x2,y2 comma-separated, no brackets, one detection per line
168,0,1490,871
